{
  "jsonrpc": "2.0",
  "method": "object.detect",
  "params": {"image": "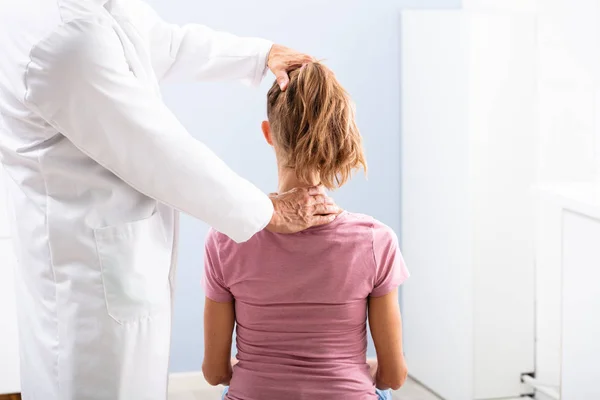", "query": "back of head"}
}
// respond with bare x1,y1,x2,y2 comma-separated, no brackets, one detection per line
266,63,367,190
